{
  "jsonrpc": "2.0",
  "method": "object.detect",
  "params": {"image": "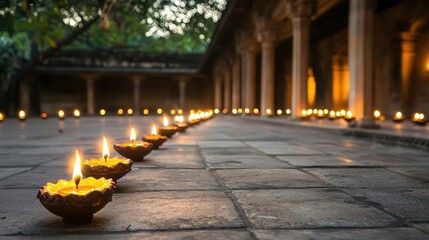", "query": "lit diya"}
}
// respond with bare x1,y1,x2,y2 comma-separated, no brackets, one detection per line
300,109,310,120
158,116,178,138
142,125,167,150
18,110,26,121
393,111,405,123
174,115,188,132
328,110,336,120
187,114,200,126
344,111,355,122
412,112,427,126
37,150,115,224
82,137,133,181
113,127,153,161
